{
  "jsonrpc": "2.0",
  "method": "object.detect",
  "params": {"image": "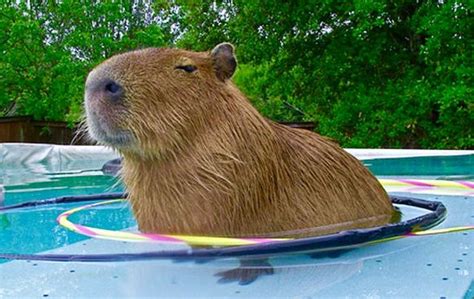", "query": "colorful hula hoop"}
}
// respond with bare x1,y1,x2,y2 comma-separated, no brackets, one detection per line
1,193,471,262
57,193,471,248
